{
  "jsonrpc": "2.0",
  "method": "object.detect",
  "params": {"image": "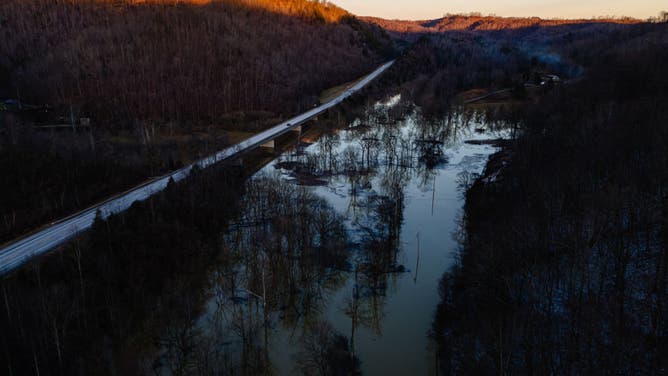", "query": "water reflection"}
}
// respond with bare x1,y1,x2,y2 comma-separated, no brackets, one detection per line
152,96,511,374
